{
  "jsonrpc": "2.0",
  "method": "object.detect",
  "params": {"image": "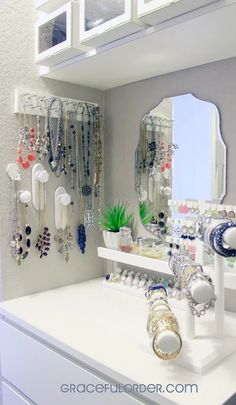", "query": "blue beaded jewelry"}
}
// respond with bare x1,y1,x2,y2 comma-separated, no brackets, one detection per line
210,222,236,257
77,224,86,254
147,284,167,295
